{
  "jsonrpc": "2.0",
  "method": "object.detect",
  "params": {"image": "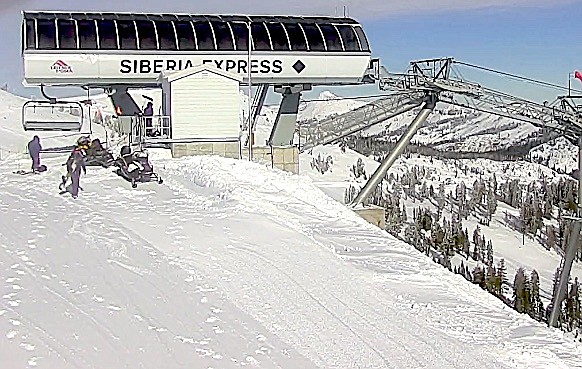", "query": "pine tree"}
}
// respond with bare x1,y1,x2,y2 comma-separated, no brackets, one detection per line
513,268,531,314
486,240,494,267
472,226,481,260
530,269,544,321
545,225,557,251
497,259,507,296
473,266,486,289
